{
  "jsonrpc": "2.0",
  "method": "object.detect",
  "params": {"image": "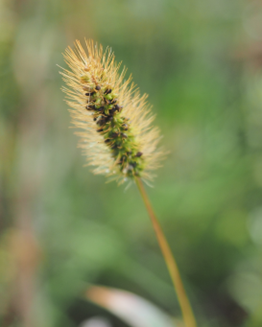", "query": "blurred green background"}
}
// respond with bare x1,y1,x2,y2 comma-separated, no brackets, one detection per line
1,0,262,326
